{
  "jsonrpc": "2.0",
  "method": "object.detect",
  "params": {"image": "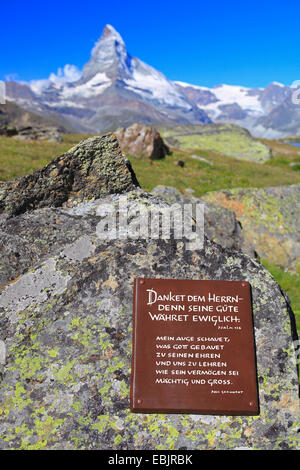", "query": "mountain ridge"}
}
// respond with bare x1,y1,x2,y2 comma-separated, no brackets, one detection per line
4,25,300,137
